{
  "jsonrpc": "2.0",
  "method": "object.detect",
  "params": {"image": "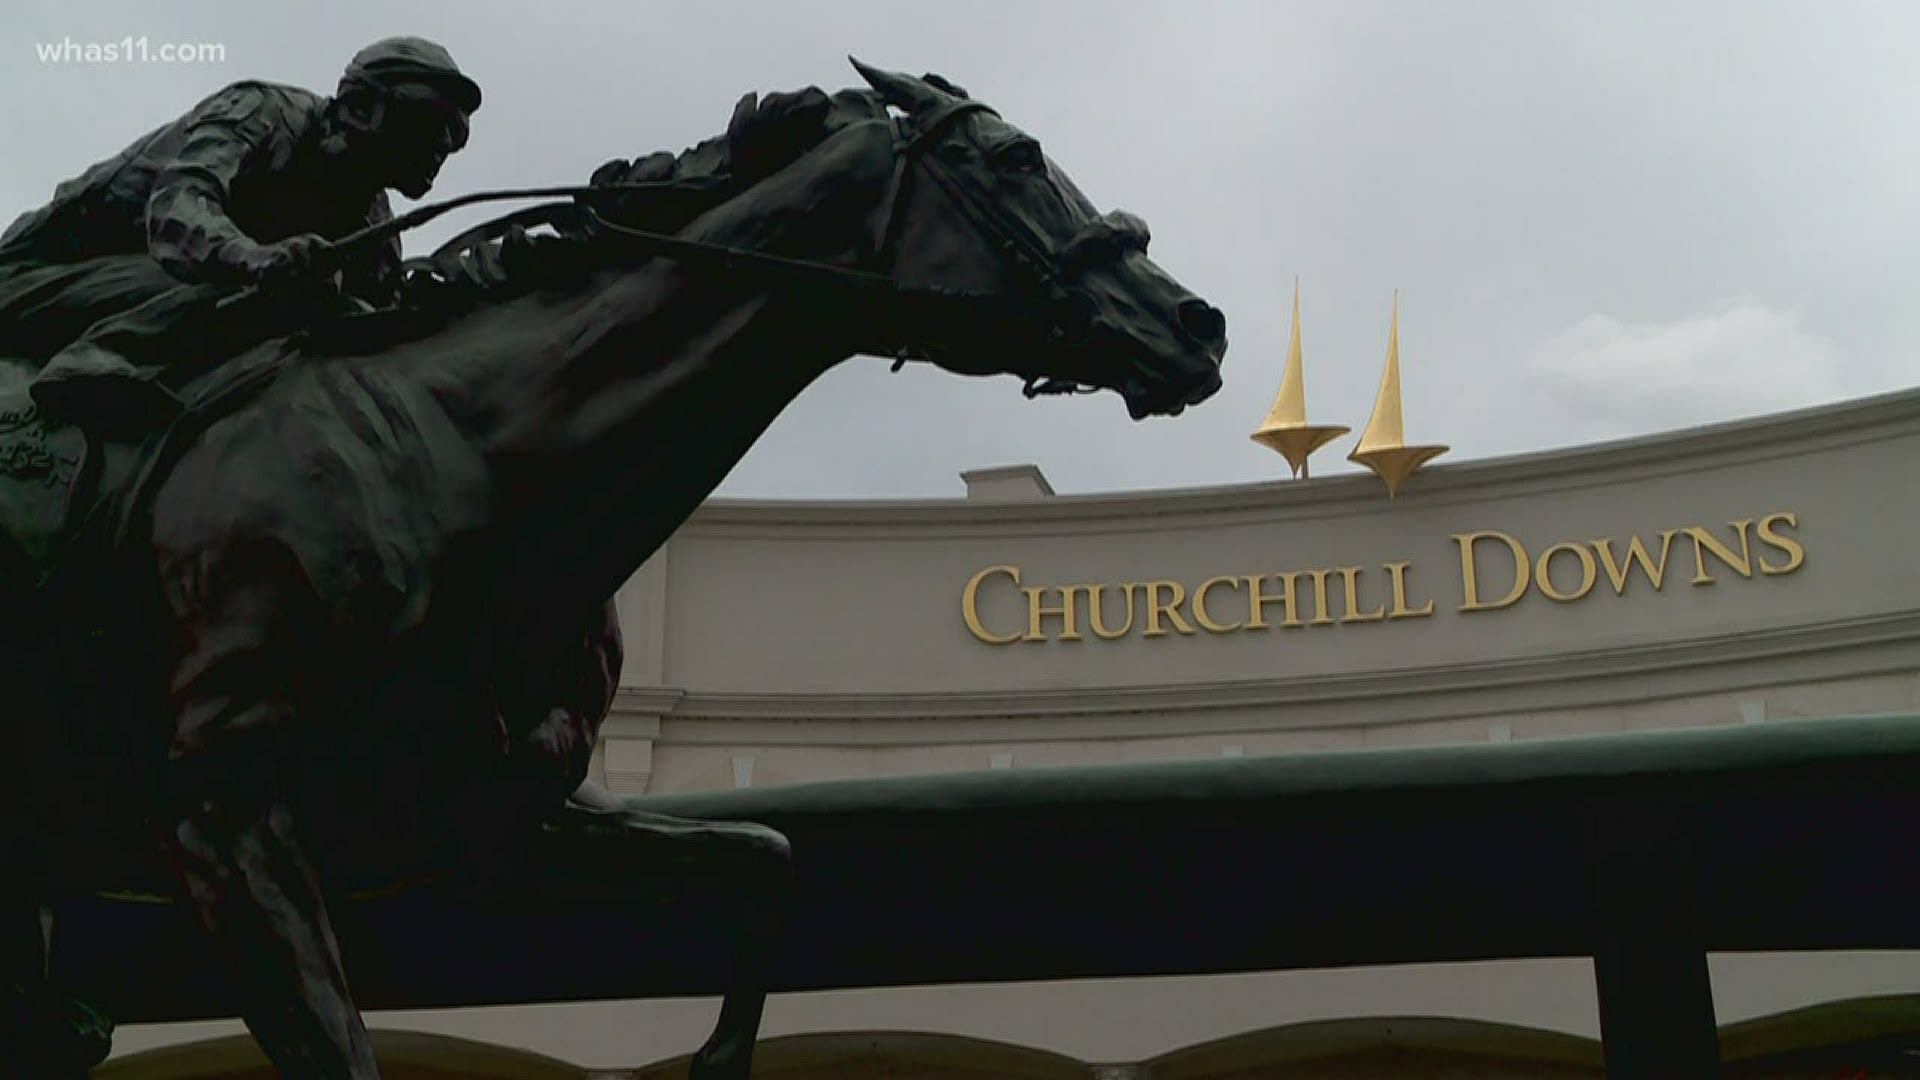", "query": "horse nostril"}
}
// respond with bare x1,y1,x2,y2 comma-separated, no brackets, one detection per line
1178,298,1226,347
